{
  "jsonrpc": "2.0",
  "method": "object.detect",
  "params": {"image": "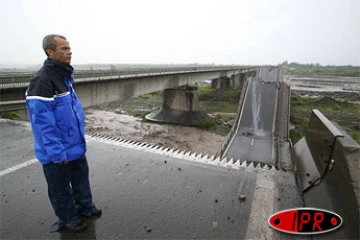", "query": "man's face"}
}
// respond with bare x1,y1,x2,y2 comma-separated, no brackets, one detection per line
47,37,72,65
